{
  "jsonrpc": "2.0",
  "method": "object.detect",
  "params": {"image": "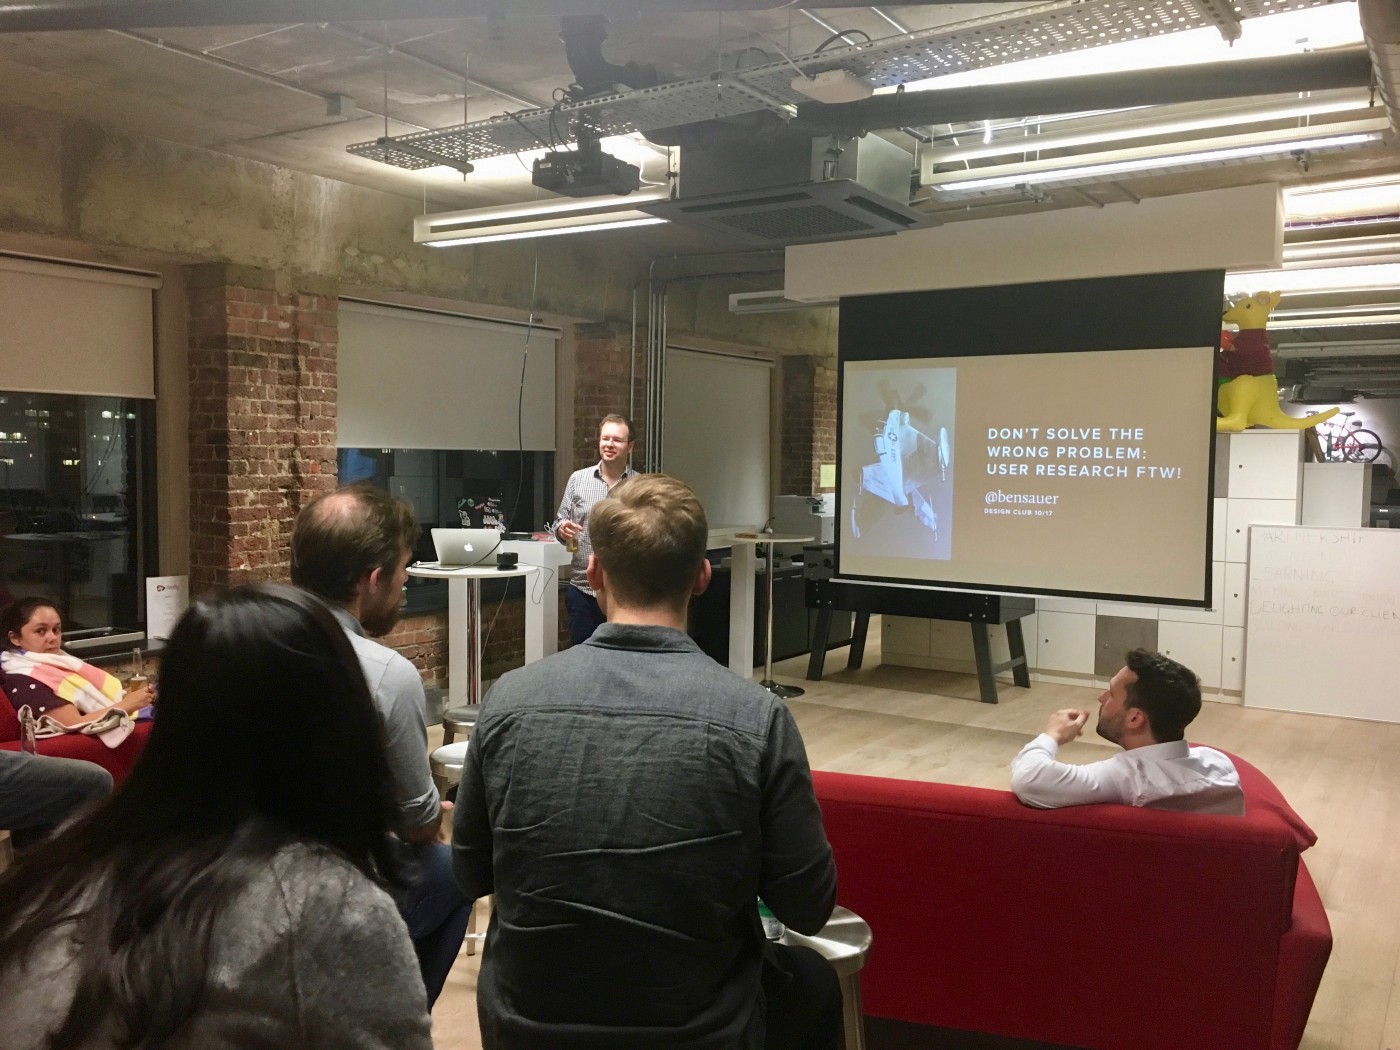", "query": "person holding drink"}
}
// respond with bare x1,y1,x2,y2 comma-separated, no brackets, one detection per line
1,598,154,748
555,413,637,645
